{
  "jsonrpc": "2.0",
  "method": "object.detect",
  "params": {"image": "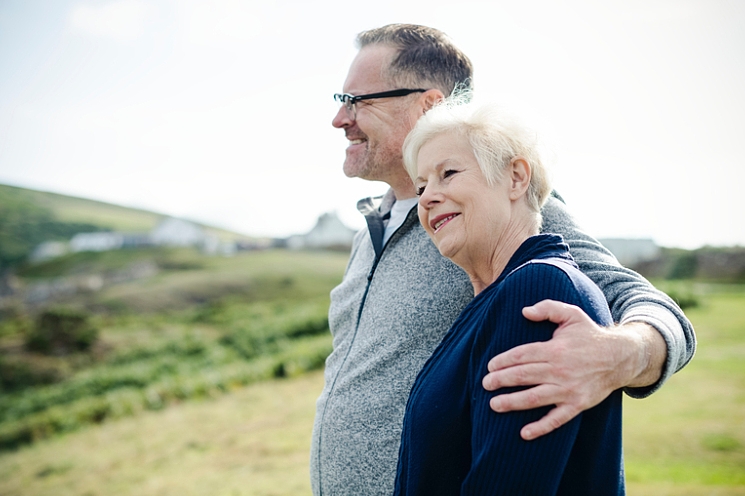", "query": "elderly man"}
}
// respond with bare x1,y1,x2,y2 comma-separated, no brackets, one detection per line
311,24,695,496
